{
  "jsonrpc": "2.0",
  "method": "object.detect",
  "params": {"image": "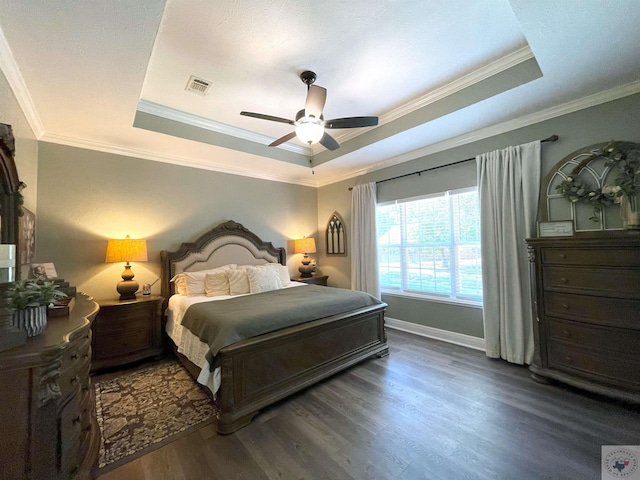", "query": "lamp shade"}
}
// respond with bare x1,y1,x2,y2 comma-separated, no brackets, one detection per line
294,237,316,255
105,237,148,263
